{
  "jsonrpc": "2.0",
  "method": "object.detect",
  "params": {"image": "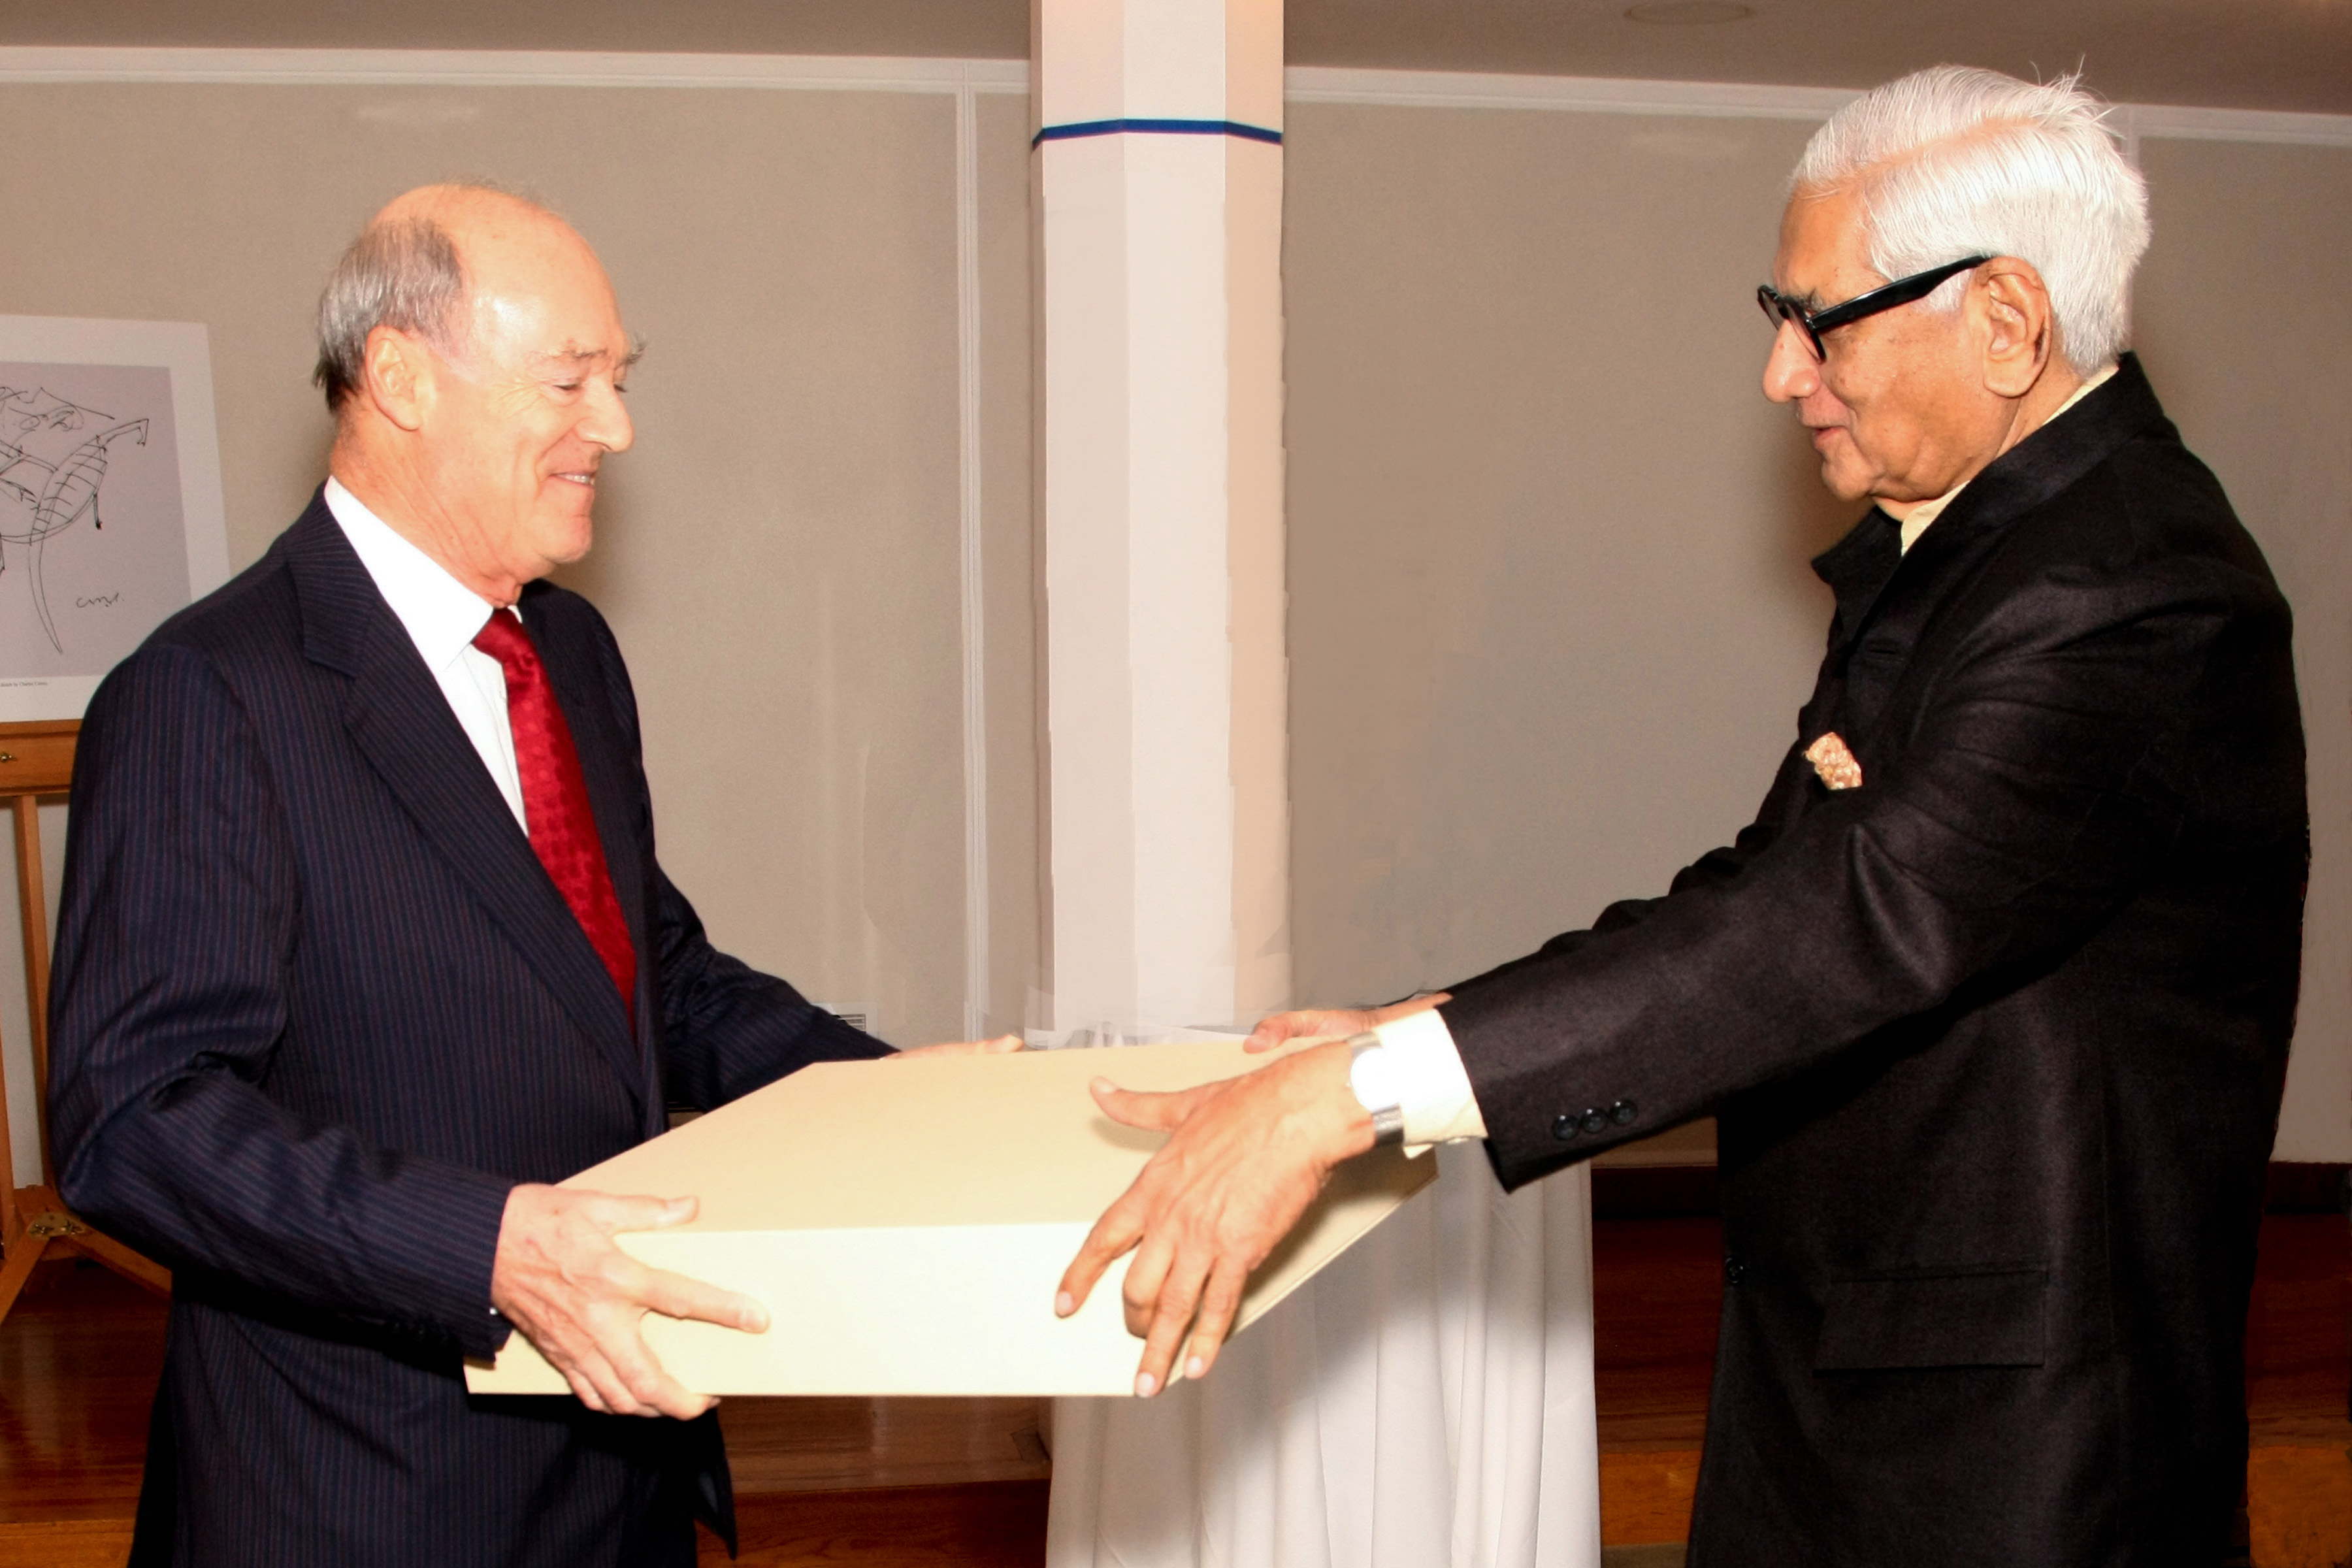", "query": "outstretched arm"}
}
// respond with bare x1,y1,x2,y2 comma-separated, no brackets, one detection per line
1243,744,1803,1054
1062,551,2287,1388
